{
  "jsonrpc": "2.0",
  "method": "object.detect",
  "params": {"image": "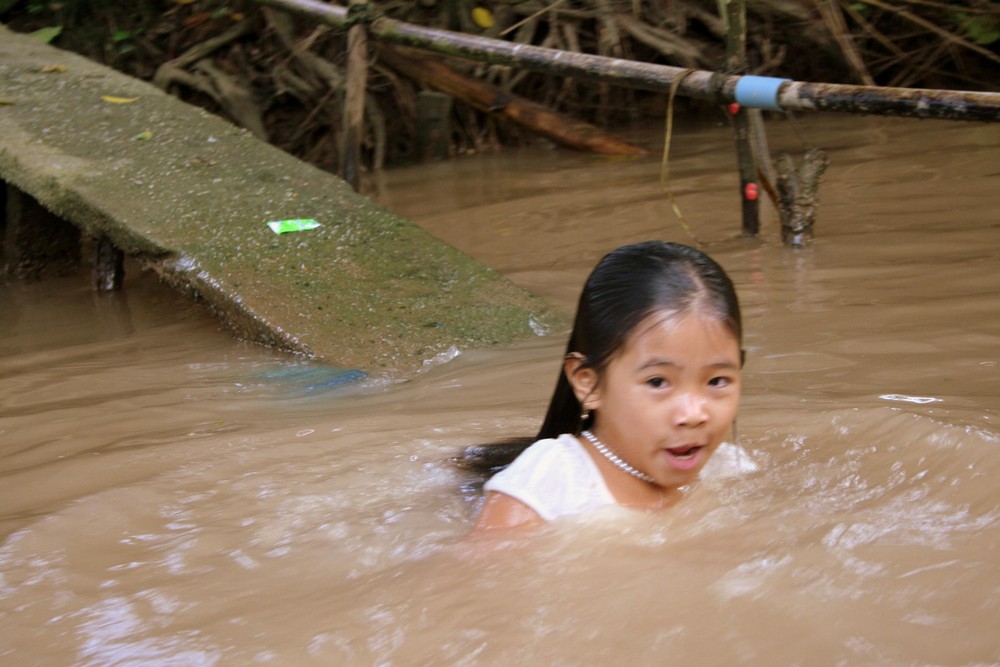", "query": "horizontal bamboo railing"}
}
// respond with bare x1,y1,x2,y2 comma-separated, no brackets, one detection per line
254,0,1000,123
